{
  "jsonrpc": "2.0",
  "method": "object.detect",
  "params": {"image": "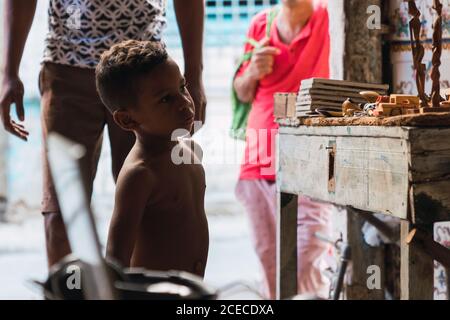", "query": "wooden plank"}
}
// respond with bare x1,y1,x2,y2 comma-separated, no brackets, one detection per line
410,181,450,225
400,221,434,300
279,125,411,139
278,134,409,219
274,93,297,118
297,94,366,104
274,94,287,118
301,78,389,91
276,192,298,300
287,114,450,128
409,149,450,183
300,83,387,94
408,128,450,153
298,88,381,99
346,208,385,300
286,94,297,118
296,100,346,108
335,136,408,218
